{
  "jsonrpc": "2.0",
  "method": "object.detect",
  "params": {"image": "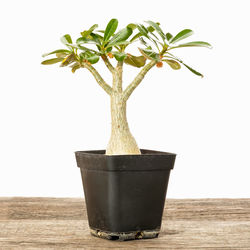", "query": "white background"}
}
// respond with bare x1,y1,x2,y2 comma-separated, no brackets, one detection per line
0,0,249,198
